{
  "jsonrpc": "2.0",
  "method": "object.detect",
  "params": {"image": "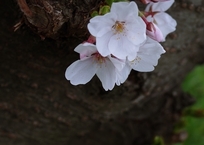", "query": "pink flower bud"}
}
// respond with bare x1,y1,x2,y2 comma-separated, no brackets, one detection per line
146,22,164,42
86,35,96,44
